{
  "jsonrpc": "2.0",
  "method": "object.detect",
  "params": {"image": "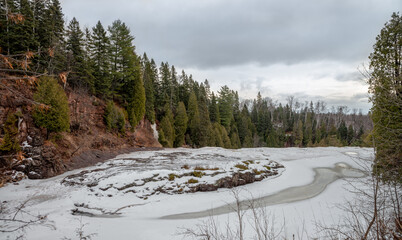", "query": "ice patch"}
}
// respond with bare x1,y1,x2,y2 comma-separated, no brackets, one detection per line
151,123,158,140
